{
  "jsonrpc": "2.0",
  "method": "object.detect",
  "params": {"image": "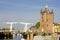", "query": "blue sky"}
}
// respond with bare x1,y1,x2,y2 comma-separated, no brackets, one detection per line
0,0,60,29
